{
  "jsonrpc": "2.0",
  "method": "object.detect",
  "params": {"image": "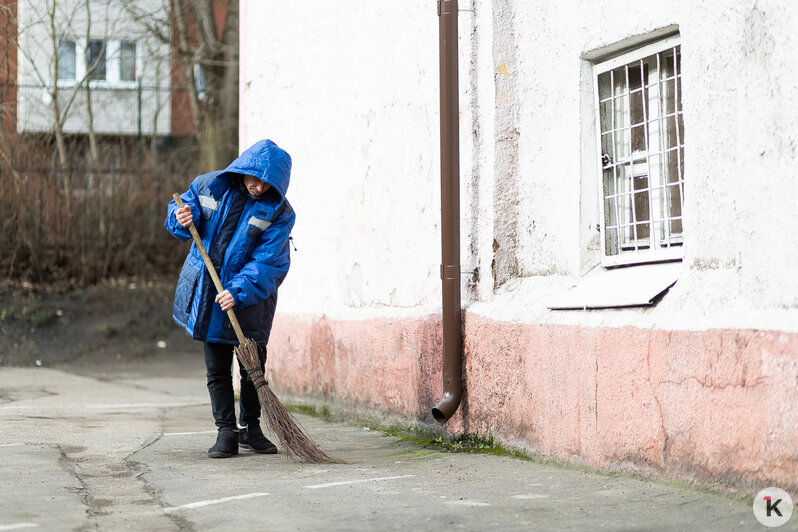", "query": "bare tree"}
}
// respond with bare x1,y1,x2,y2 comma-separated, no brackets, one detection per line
15,0,106,168
46,0,68,168
1,0,210,284
83,0,102,165
124,0,238,171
